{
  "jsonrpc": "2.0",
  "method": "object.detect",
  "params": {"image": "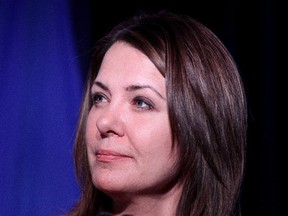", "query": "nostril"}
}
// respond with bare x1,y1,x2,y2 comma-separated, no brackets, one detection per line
100,131,111,138
100,133,108,139
99,130,119,139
